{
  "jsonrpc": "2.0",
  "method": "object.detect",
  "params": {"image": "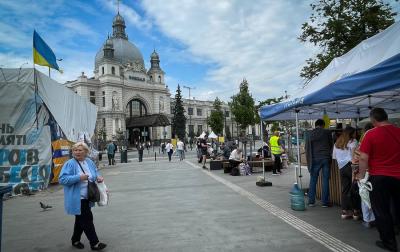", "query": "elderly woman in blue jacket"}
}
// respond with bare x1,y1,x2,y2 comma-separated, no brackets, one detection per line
59,142,107,251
